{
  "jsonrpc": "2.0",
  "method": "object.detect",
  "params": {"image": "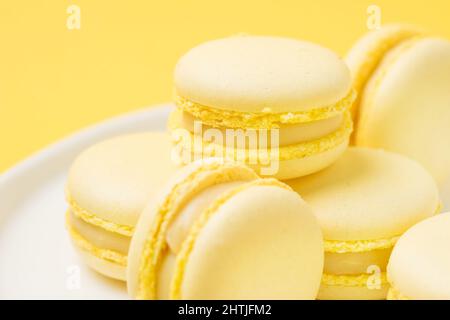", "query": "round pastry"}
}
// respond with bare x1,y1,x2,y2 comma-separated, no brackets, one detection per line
347,24,450,184
170,35,355,180
287,147,440,300
387,212,450,300
127,159,324,299
66,132,177,281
